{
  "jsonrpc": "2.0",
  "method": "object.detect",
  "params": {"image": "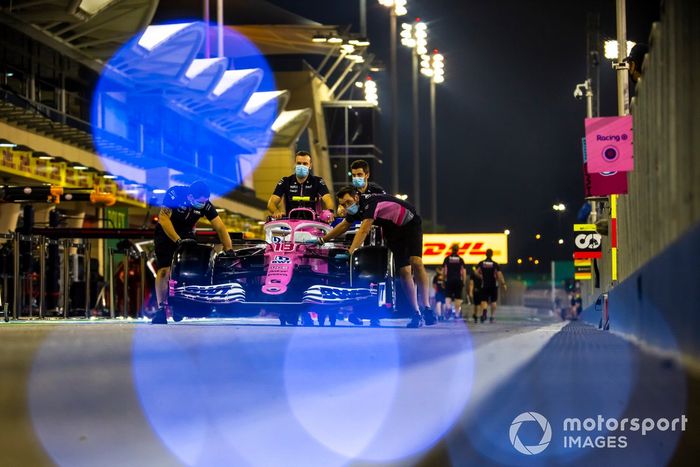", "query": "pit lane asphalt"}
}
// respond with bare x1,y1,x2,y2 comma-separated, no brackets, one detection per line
0,307,697,467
